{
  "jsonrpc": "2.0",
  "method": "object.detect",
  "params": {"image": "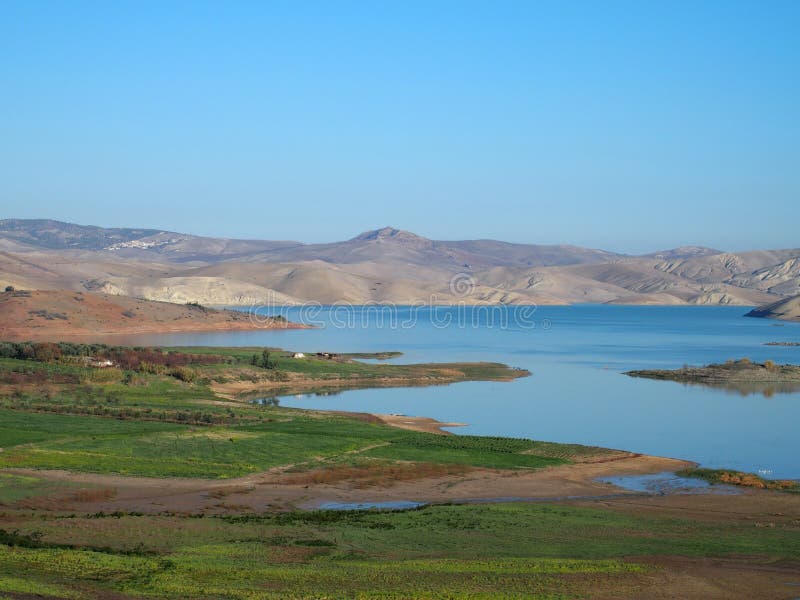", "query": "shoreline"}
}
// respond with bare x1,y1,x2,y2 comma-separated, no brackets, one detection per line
212,364,527,400
374,413,467,435
0,405,697,515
